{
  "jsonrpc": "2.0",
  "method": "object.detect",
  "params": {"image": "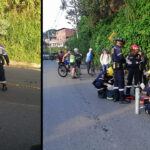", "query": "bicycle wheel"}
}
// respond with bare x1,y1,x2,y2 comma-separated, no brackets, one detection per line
58,64,68,77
